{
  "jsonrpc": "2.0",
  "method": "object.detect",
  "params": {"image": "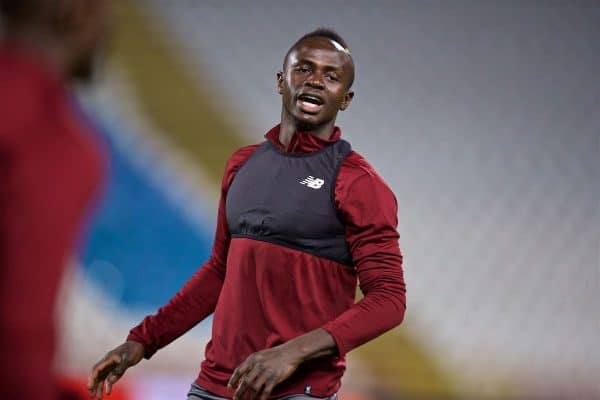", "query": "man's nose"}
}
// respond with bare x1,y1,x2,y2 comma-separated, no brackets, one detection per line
305,74,325,90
